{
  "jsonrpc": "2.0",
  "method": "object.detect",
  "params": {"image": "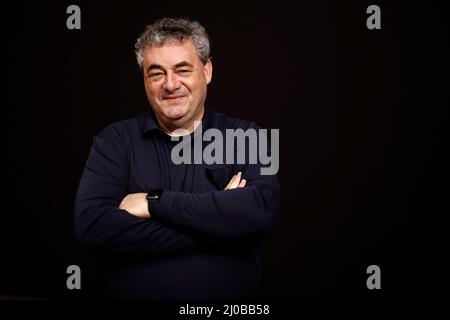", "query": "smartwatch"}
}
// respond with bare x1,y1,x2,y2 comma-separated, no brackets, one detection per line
146,188,164,212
